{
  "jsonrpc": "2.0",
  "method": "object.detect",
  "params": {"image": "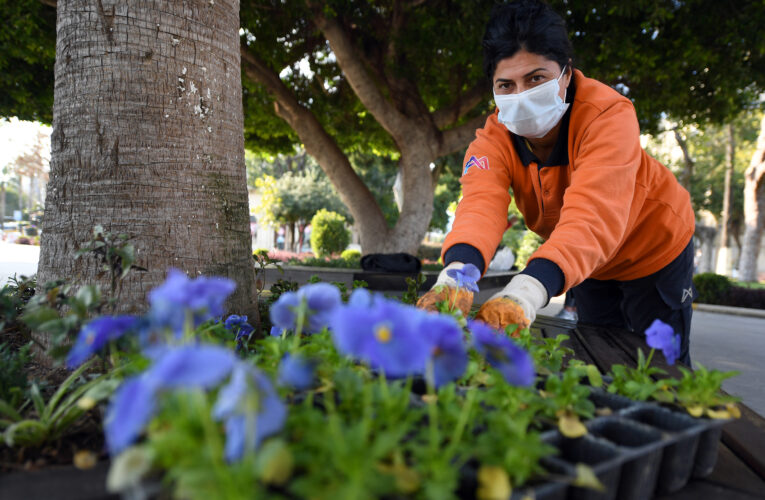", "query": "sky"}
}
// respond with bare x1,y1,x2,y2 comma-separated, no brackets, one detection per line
0,118,52,176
